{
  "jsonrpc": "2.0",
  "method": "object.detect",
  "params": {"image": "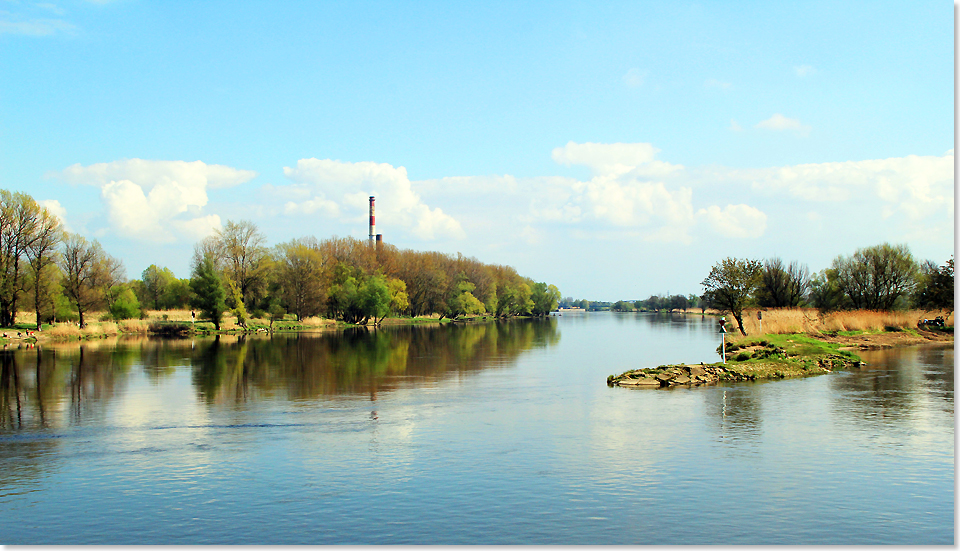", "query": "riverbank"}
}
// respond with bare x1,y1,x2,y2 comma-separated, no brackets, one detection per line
607,327,953,389
0,309,513,345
